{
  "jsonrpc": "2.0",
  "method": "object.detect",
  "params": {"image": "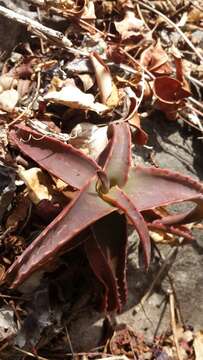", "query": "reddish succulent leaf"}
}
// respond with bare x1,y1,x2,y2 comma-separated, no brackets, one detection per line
148,222,194,241
86,212,127,311
102,187,151,268
6,176,115,288
10,124,99,189
85,234,120,312
123,166,203,221
142,208,194,241
6,122,203,313
98,123,131,187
